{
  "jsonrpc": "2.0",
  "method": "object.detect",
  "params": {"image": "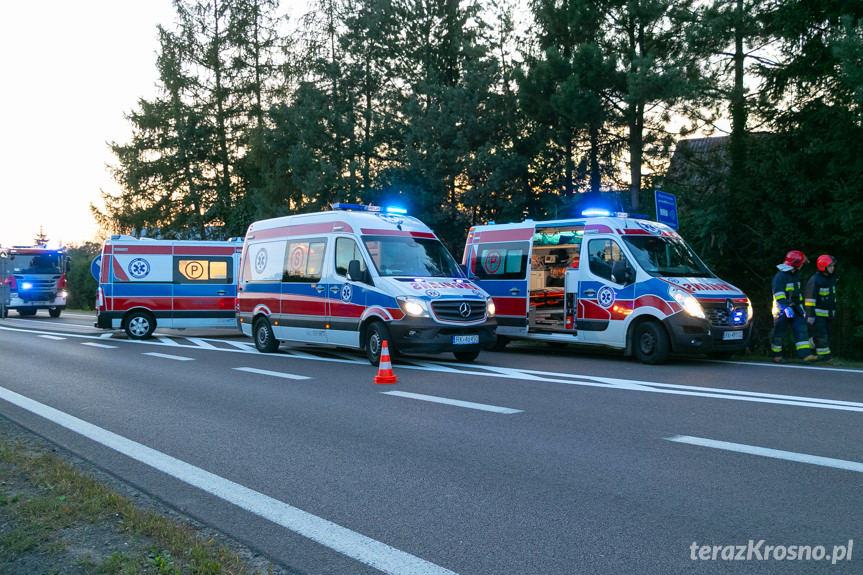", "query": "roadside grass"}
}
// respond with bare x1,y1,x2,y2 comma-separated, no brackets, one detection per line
0,429,275,575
